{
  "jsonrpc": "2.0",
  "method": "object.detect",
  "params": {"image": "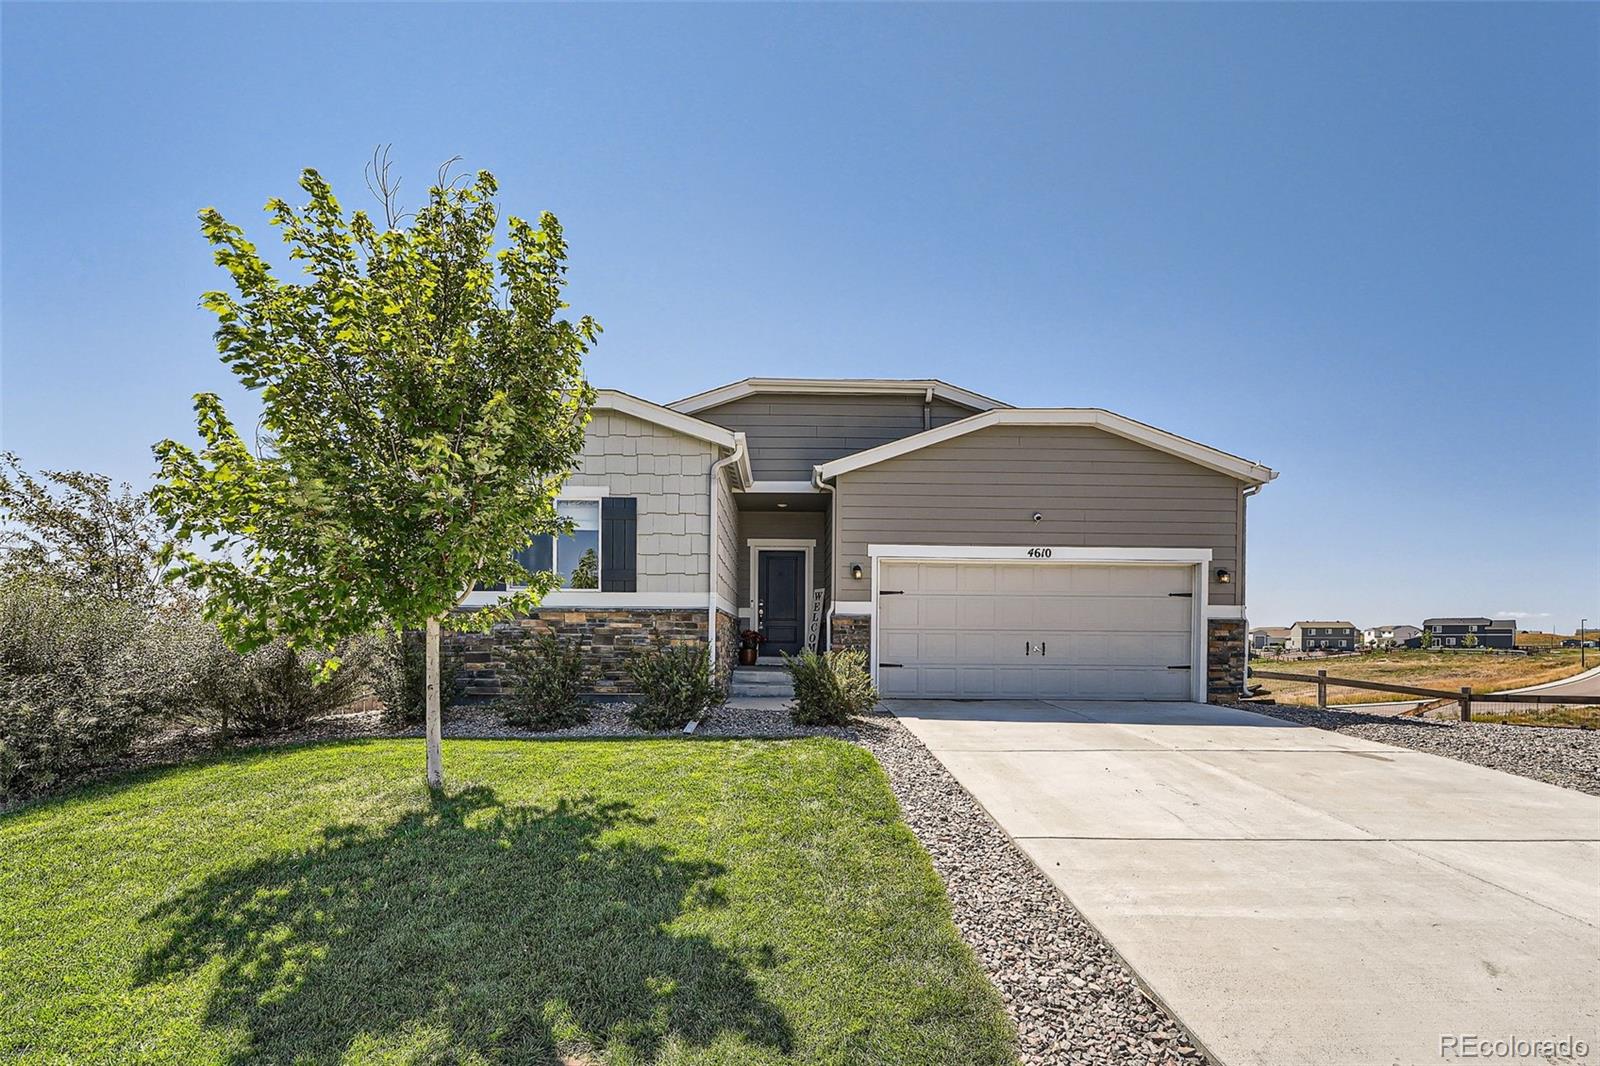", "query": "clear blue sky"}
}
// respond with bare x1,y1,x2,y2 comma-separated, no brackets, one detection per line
3,3,1596,631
